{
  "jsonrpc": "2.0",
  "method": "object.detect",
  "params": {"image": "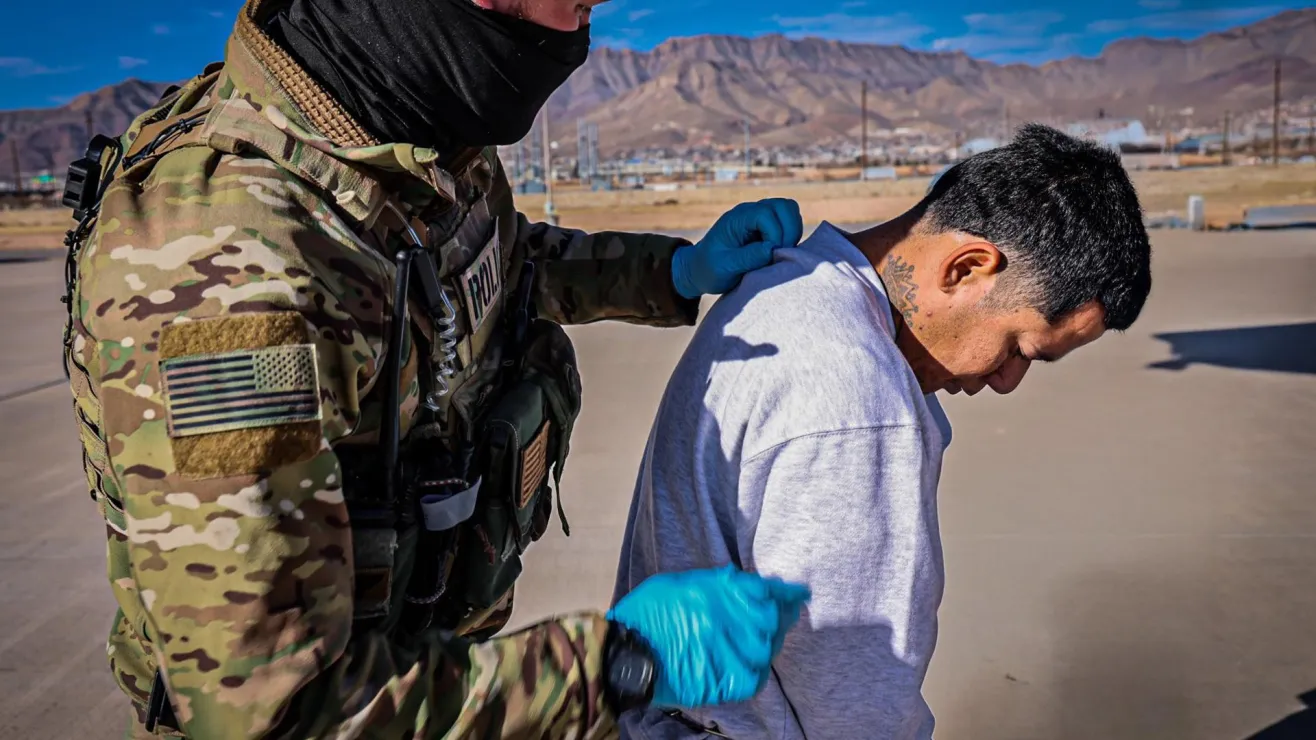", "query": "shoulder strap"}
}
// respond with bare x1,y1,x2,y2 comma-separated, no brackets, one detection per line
116,65,224,179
